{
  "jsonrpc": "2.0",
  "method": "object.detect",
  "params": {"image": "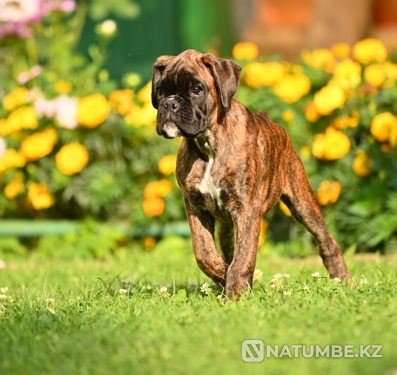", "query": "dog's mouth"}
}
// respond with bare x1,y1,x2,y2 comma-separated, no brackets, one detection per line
161,122,182,139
